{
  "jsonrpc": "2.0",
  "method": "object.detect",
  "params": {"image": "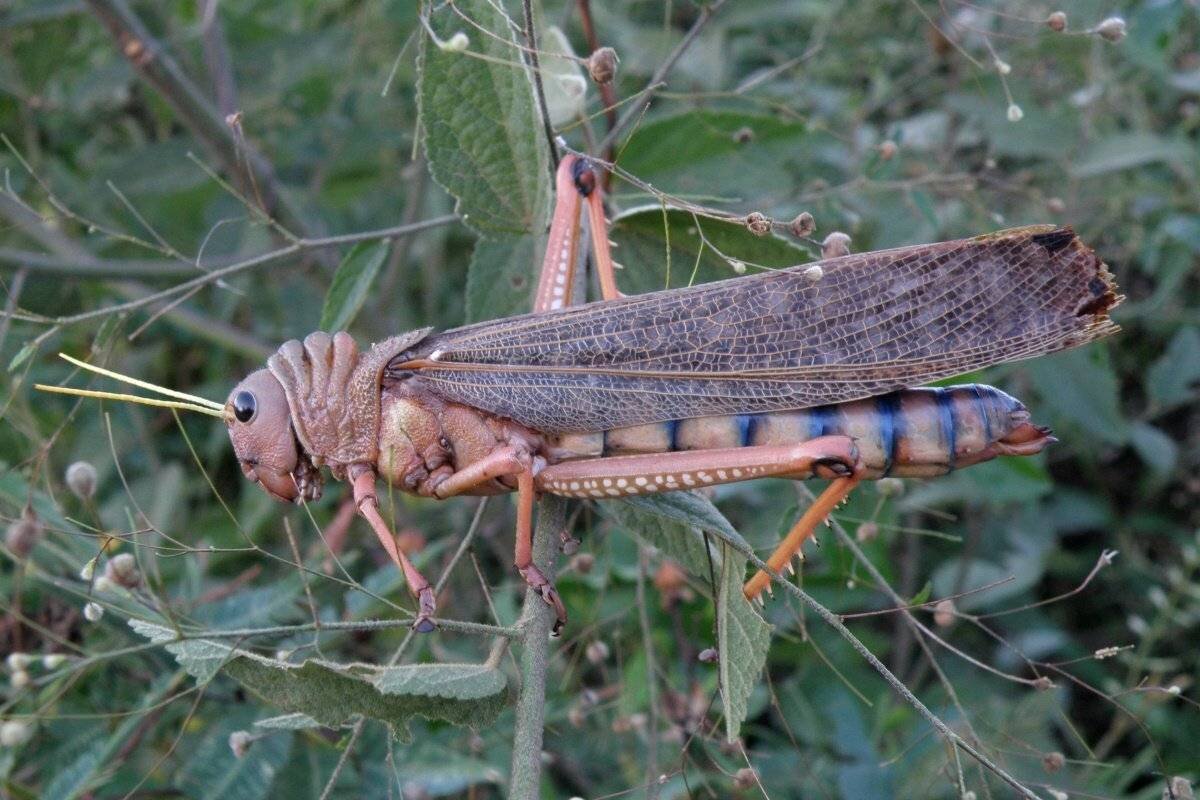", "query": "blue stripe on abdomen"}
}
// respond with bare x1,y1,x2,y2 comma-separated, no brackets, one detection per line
935,388,957,469
665,419,680,451
876,393,902,476
736,414,757,447
809,405,834,438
